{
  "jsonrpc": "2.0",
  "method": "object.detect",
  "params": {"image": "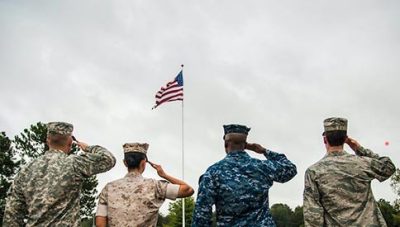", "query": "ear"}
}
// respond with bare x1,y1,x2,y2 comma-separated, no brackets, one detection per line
140,159,146,171
323,136,327,145
67,137,73,146
123,160,128,167
141,159,146,167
